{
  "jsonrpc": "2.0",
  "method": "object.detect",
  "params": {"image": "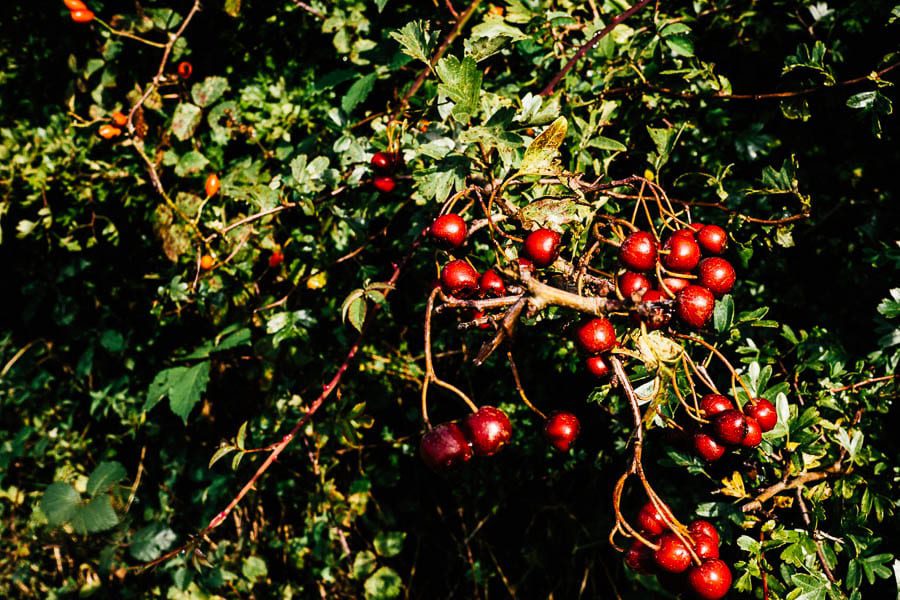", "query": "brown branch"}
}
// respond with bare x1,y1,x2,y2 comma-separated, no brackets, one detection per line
829,374,898,393
741,463,843,513
795,487,838,584
539,0,653,97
